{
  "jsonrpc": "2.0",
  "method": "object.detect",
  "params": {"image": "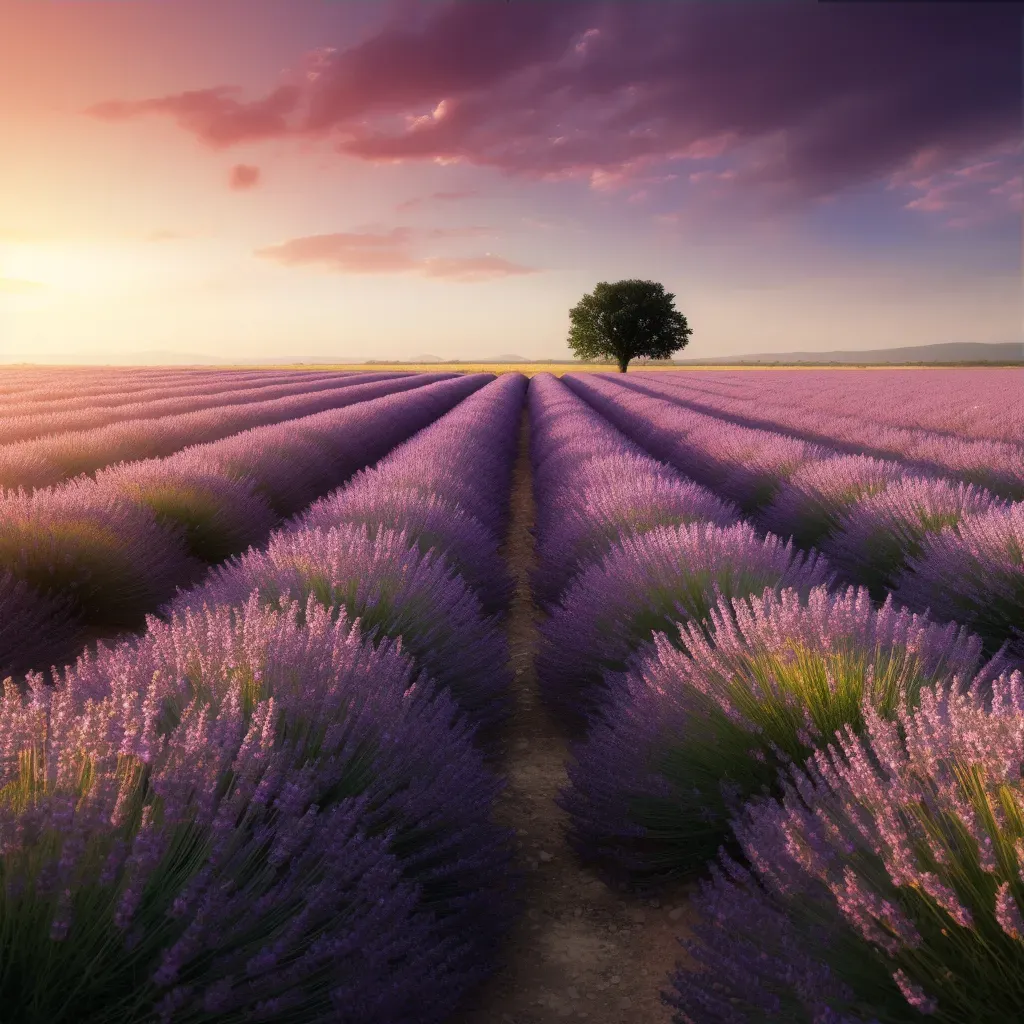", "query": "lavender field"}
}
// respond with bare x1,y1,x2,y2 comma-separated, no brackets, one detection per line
1,366,1022,1023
